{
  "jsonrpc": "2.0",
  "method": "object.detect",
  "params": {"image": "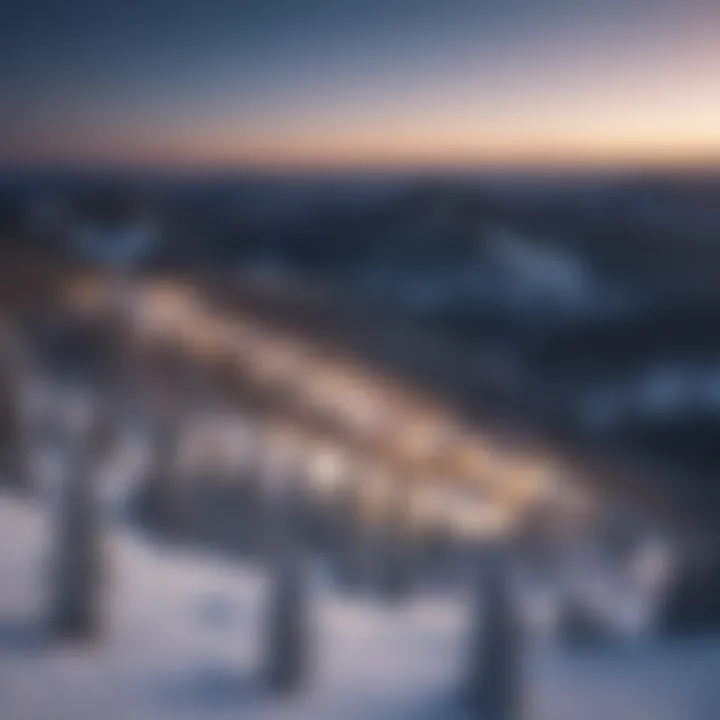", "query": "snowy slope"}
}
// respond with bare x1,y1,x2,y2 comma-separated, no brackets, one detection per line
0,494,718,720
